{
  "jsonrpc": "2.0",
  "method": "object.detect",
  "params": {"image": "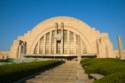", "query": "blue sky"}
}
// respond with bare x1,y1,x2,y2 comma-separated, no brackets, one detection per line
0,0,125,50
